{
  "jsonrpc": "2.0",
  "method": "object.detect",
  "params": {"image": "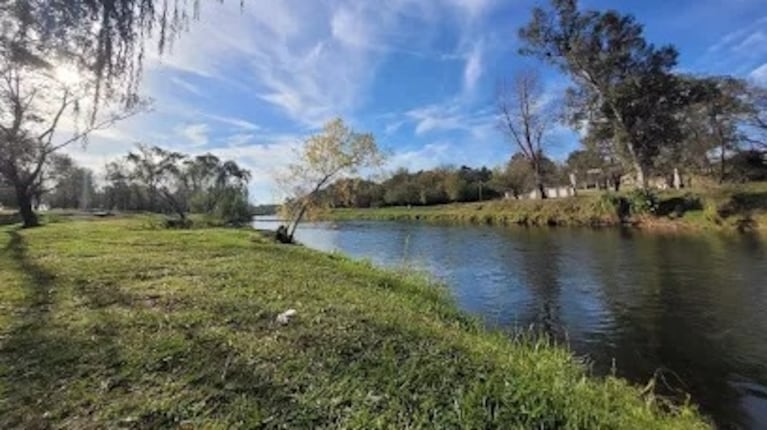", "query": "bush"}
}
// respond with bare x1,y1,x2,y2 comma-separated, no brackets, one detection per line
656,193,703,218
594,192,630,220
628,188,659,215
214,189,251,225
164,217,193,229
